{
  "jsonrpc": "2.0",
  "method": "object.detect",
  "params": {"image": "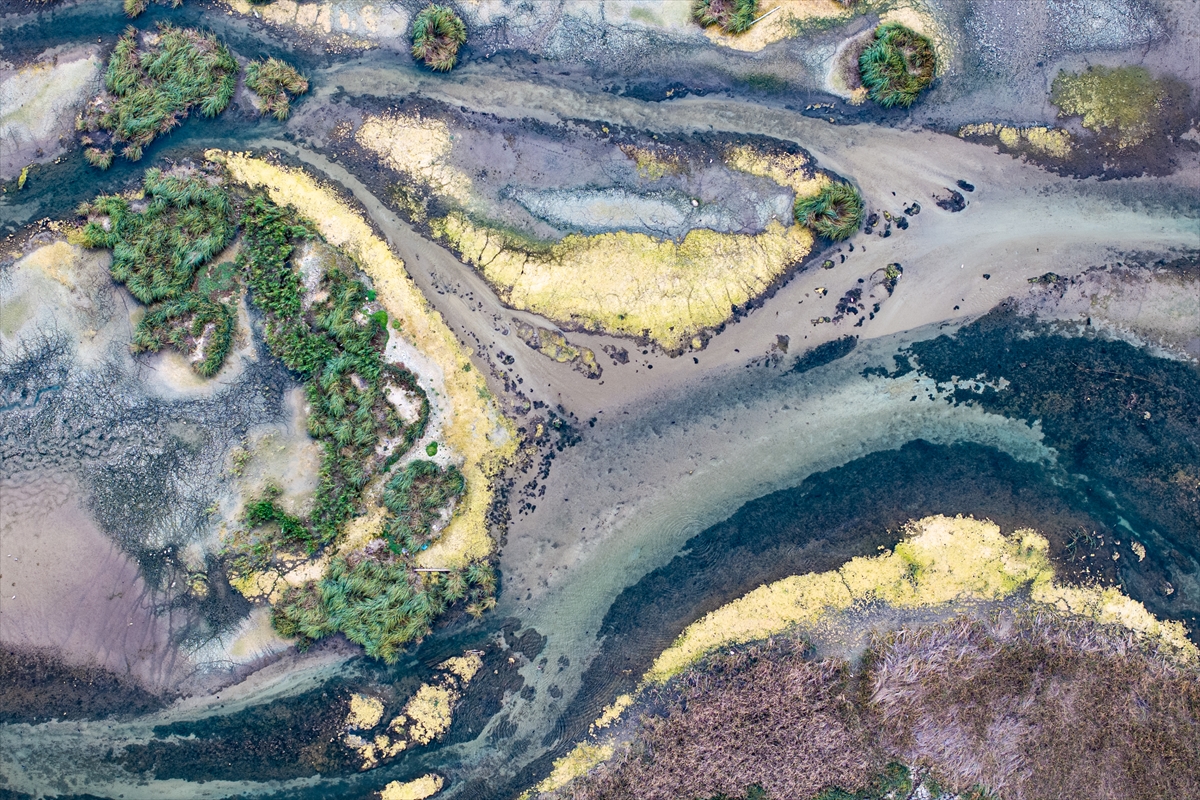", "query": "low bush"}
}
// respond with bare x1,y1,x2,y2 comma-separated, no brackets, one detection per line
410,5,467,72
793,182,864,241
77,24,238,166
858,23,936,108
692,0,759,34
244,57,309,121
382,459,465,555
